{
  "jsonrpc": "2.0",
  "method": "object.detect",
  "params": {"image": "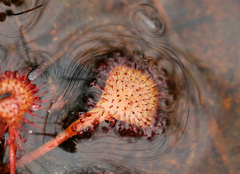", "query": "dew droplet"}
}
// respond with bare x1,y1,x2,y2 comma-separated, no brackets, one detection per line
31,104,41,111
